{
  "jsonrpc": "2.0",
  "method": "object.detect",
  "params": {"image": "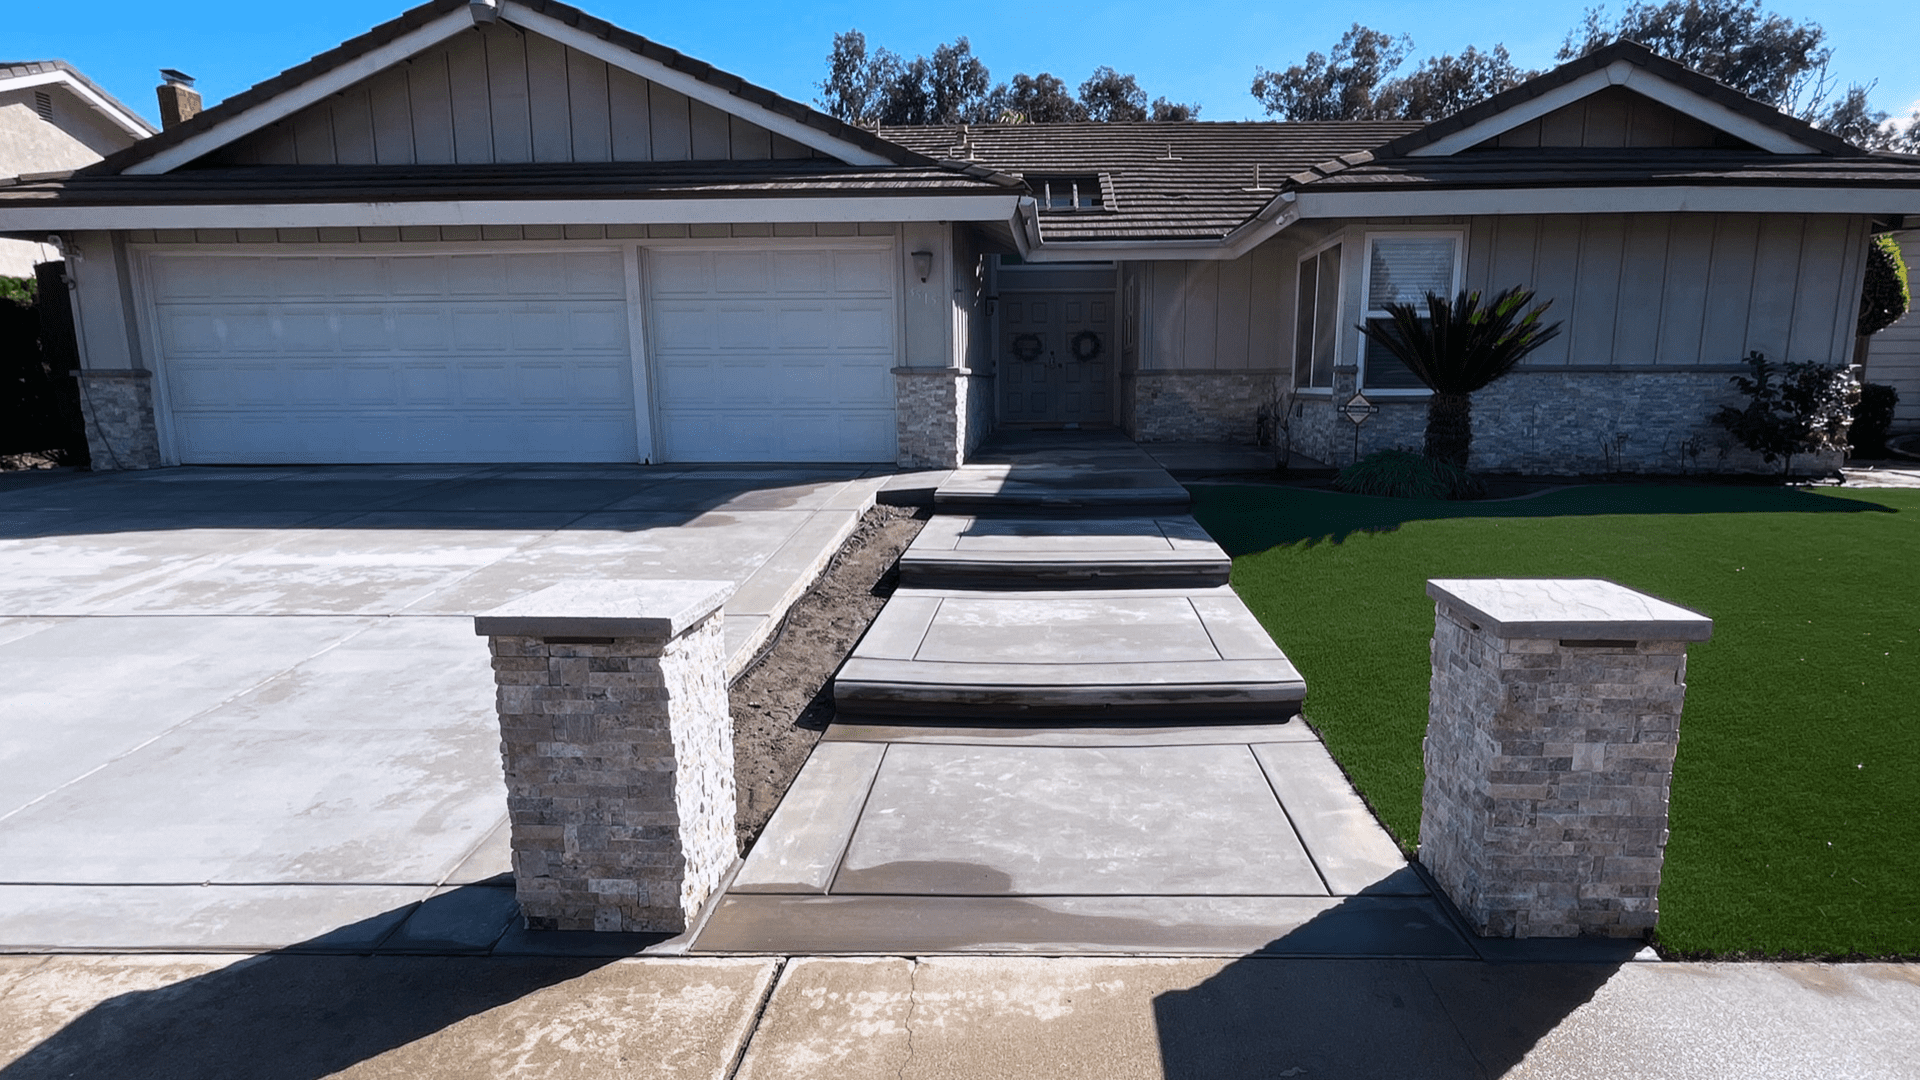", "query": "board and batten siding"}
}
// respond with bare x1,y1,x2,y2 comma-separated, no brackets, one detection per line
1465,213,1870,369
1127,212,1867,375
210,23,819,167
1479,86,1747,149
1137,244,1293,372
1862,231,1920,428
